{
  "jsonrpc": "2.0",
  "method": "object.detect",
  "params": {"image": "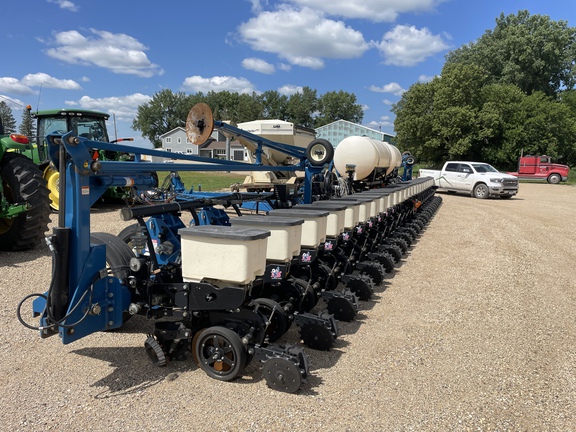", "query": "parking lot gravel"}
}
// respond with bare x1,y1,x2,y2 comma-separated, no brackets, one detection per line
1,182,575,431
